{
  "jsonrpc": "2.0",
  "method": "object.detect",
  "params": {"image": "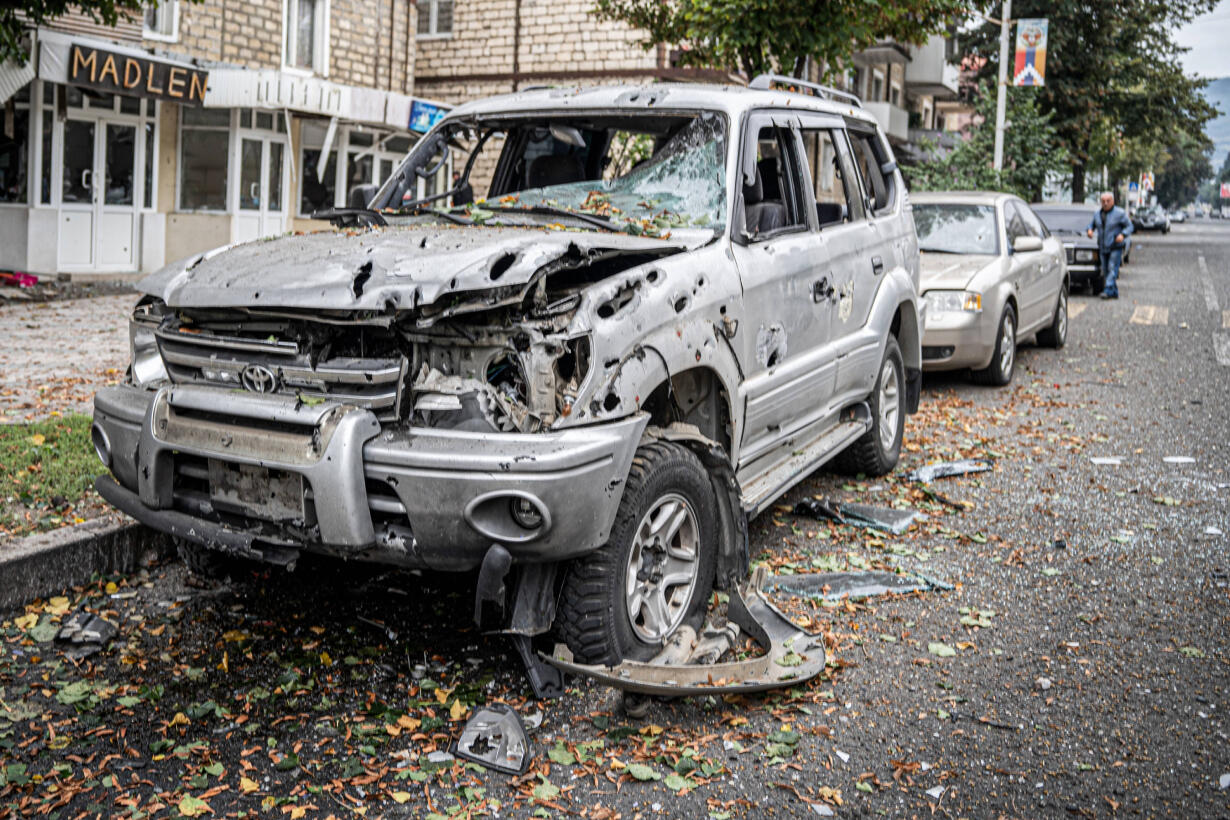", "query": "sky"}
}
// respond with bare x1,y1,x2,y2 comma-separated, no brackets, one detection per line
1175,0,1230,79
